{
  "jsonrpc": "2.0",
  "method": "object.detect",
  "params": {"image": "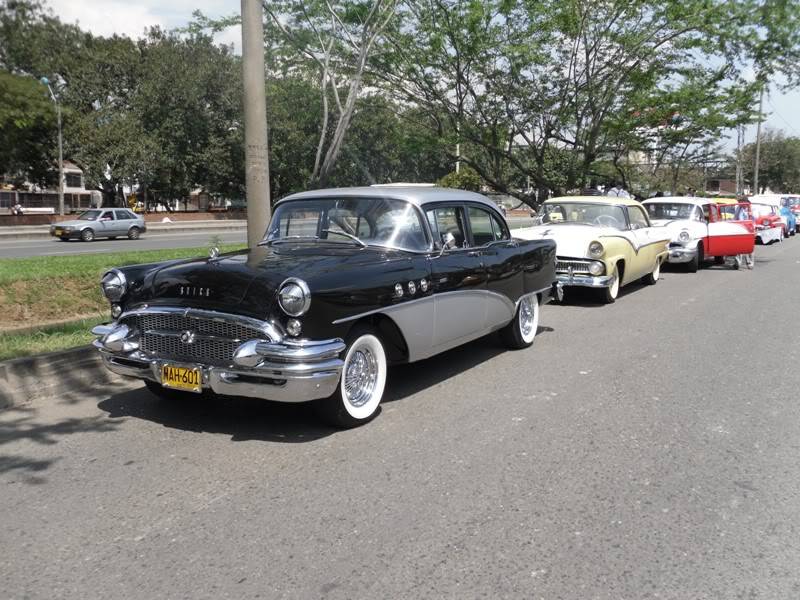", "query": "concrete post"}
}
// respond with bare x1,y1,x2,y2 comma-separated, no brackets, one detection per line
241,0,271,248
